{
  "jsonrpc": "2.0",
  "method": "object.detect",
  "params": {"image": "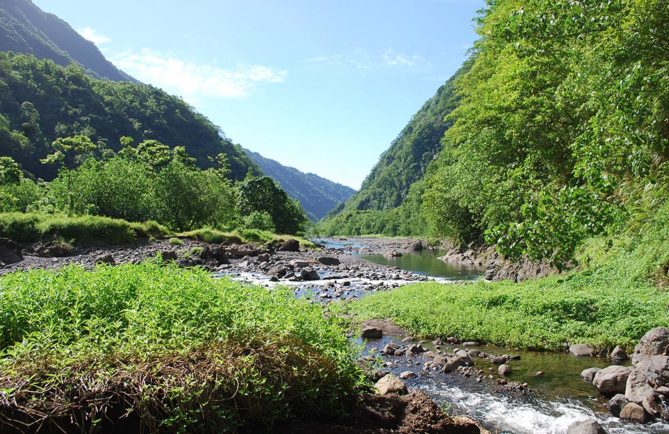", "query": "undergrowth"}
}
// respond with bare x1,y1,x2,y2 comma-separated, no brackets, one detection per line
0,263,364,433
